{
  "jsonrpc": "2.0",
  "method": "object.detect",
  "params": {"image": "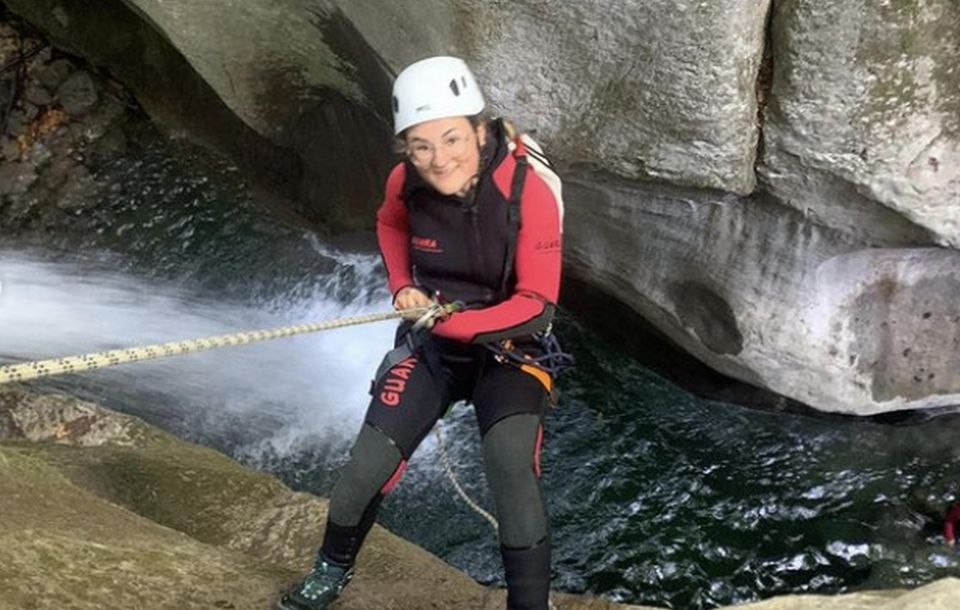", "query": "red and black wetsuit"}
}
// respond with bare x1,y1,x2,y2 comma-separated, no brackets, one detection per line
319,120,563,610
376,118,562,343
